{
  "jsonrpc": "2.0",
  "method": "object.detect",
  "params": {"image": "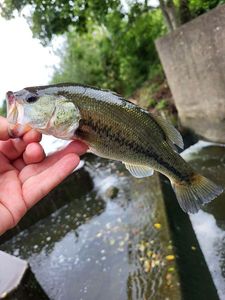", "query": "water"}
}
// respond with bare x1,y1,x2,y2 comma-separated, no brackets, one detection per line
2,137,223,299
0,150,181,300
182,141,225,300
